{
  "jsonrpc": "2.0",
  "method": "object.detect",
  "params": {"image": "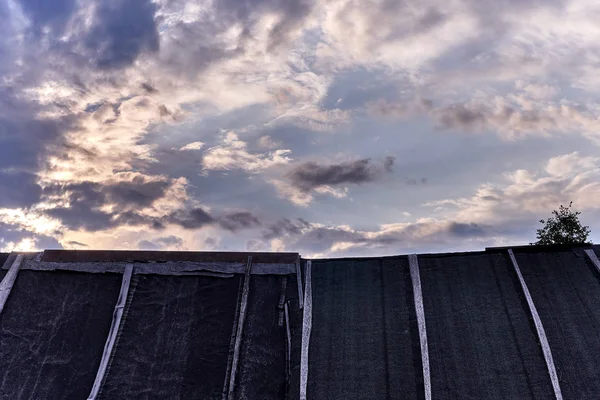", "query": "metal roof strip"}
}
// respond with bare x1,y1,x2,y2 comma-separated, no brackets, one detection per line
296,258,304,309
284,302,292,386
299,260,312,400
584,249,600,274
409,254,431,400
19,260,295,275
87,264,134,400
0,254,24,316
508,249,563,400
226,256,253,400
